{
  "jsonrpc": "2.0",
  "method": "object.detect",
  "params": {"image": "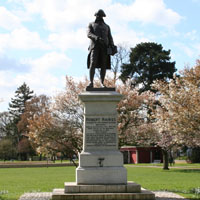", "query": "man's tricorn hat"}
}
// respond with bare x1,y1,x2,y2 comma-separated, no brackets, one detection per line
94,9,106,17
